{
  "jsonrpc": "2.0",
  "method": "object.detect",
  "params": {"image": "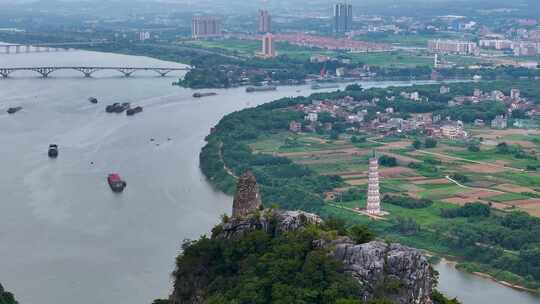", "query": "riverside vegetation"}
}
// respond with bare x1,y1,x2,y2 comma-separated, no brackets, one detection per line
200,80,540,290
